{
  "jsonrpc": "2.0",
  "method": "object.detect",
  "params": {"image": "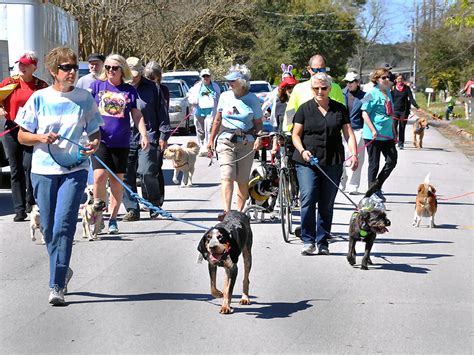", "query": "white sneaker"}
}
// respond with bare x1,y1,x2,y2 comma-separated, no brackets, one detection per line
301,244,316,255
49,286,66,306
